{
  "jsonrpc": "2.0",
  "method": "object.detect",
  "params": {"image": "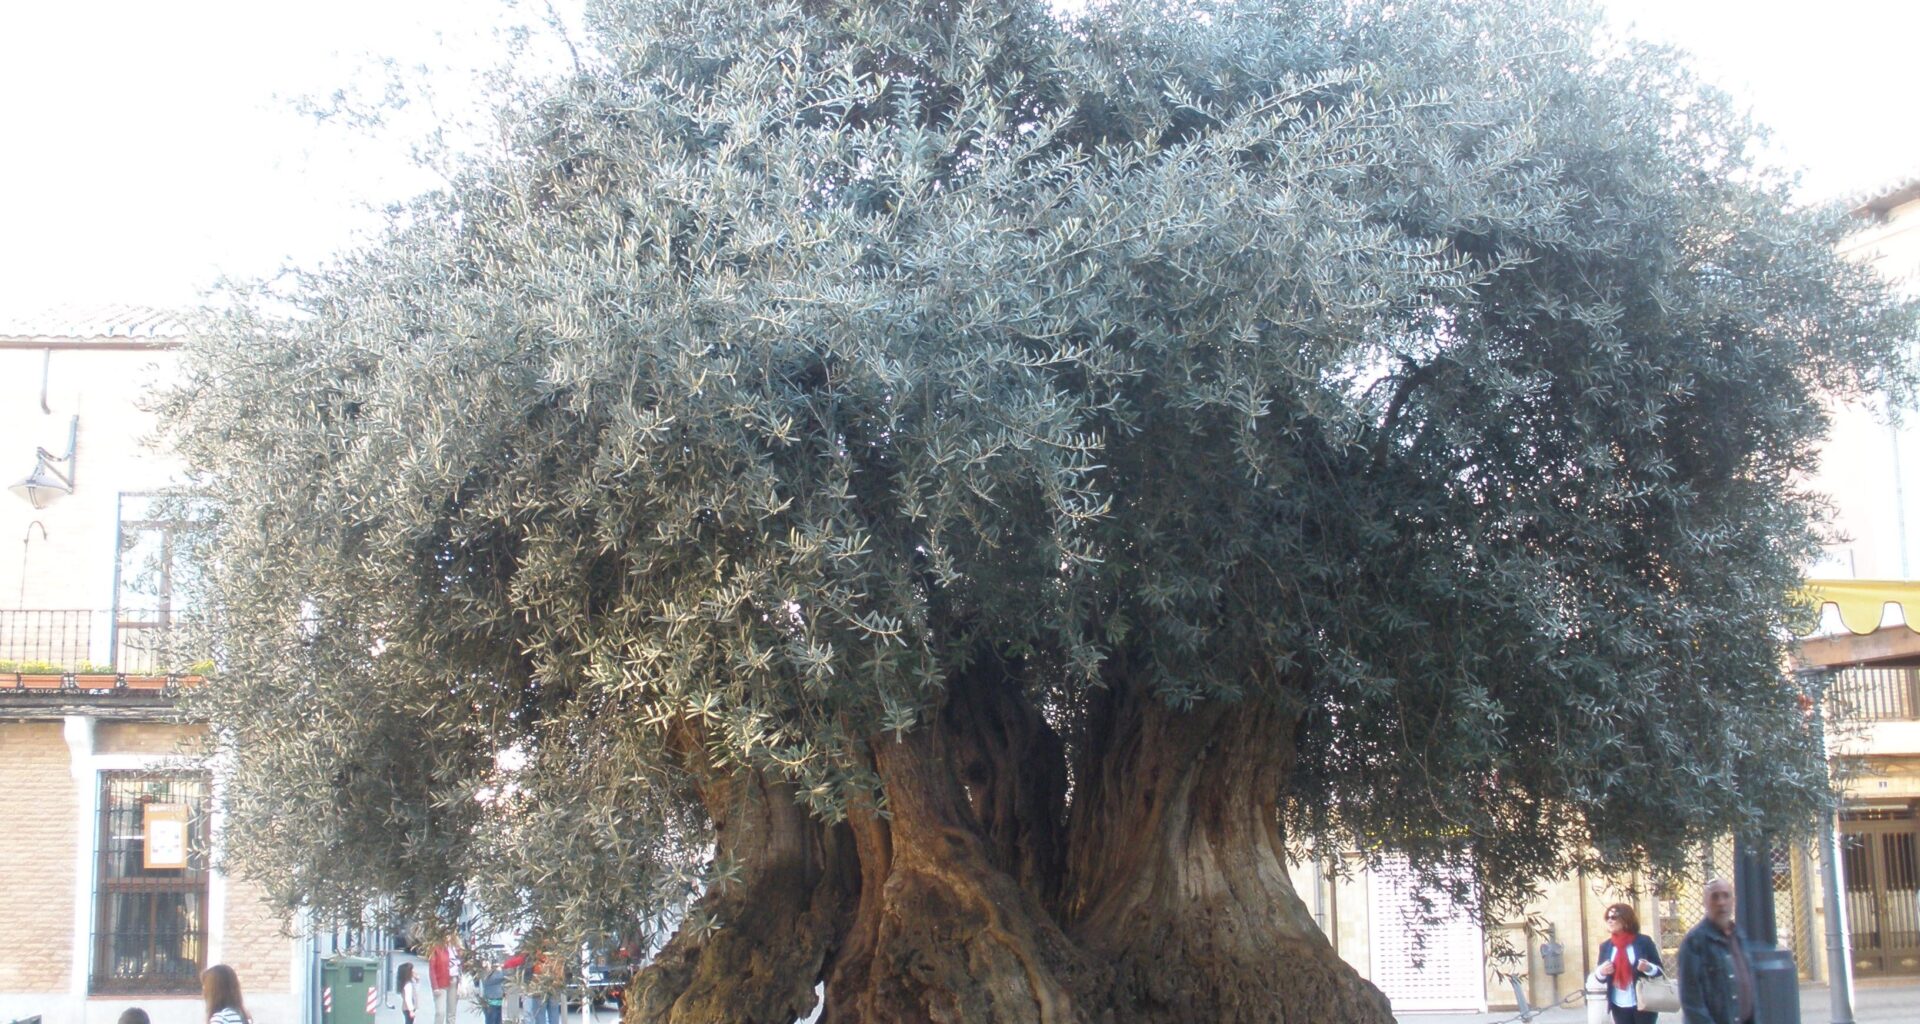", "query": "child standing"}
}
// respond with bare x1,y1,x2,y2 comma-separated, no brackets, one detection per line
396,962,421,1024
482,961,508,1024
